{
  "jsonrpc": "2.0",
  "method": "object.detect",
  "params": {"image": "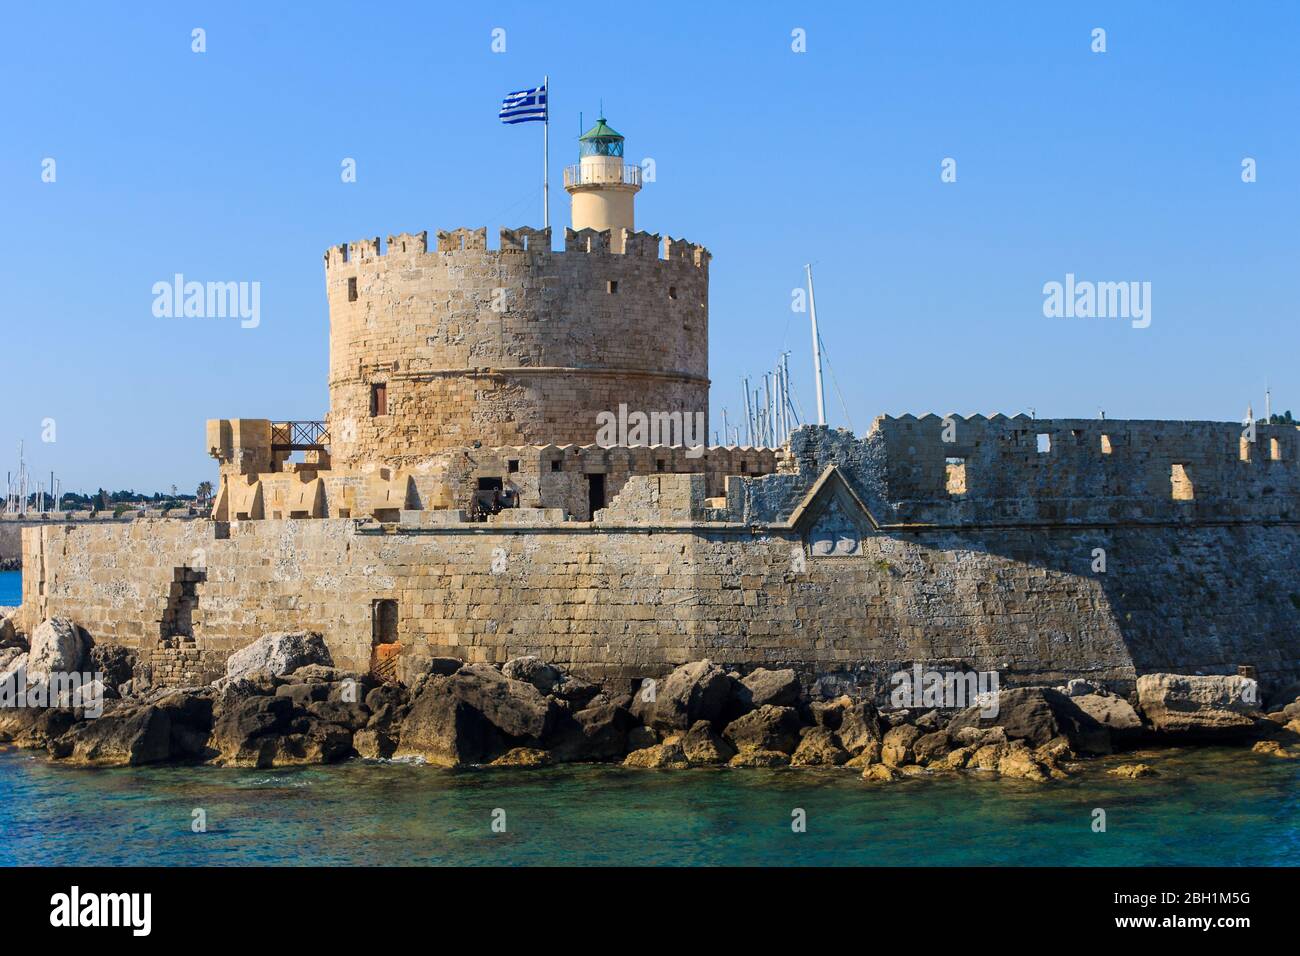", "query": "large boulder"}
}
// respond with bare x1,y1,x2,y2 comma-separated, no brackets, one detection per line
55,678,115,713
681,719,736,765
207,687,354,768
353,727,397,759
266,720,354,766
0,612,17,648
881,725,923,766
88,644,137,692
364,684,411,734
728,749,790,768
1136,674,1261,737
223,631,332,681
0,647,24,677
0,707,78,749
790,727,849,767
912,730,952,765
490,747,552,768
548,699,635,762
275,682,330,706
501,656,563,695
947,687,1111,755
208,695,294,767
737,668,801,709
723,705,801,754
52,704,172,766
151,690,215,758
27,618,90,680
630,660,733,731
623,742,689,769
997,742,1051,782
1071,692,1143,741
304,698,370,732
440,664,558,741
551,674,602,708
835,700,883,756
395,680,499,766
